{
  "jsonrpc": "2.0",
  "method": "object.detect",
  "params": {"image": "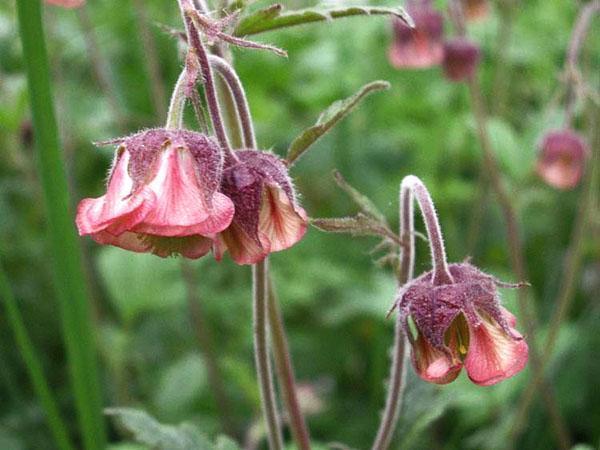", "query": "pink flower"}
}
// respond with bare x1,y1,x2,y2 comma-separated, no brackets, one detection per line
536,129,589,190
462,0,489,22
442,38,481,82
214,150,307,265
388,0,445,69
76,129,234,258
395,262,528,386
45,0,85,8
